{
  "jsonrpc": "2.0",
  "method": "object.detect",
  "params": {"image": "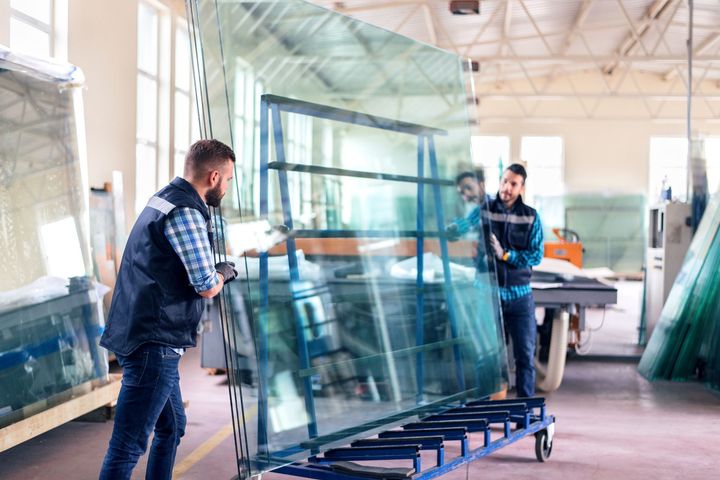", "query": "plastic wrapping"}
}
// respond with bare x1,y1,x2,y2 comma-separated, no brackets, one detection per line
0,48,108,429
